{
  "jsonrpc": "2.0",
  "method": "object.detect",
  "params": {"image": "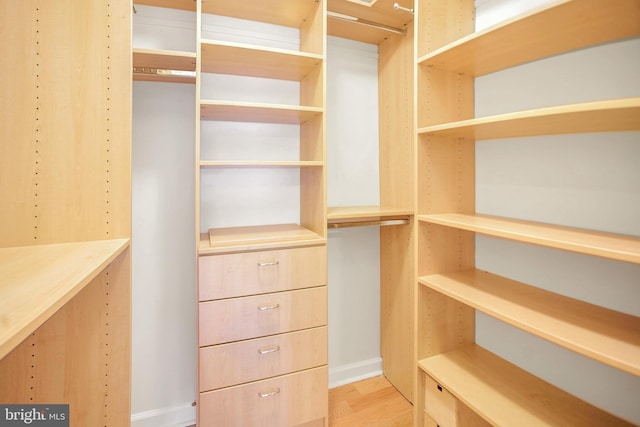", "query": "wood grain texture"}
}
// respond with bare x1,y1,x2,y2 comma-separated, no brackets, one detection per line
420,269,640,376
419,345,635,427
200,100,323,124
418,97,640,140
0,0,131,425
198,245,327,301
419,213,640,264
199,327,327,391
201,40,323,80
0,239,129,360
418,0,640,76
199,286,327,346
202,0,321,30
328,375,413,427
200,366,328,427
